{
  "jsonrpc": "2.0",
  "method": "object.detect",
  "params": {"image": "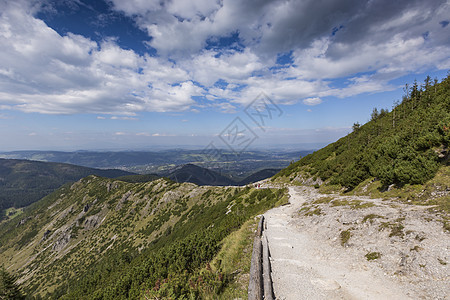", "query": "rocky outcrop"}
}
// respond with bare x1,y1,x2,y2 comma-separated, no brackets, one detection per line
115,191,133,211
41,230,52,242
83,215,100,230
52,230,71,251
16,216,31,227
